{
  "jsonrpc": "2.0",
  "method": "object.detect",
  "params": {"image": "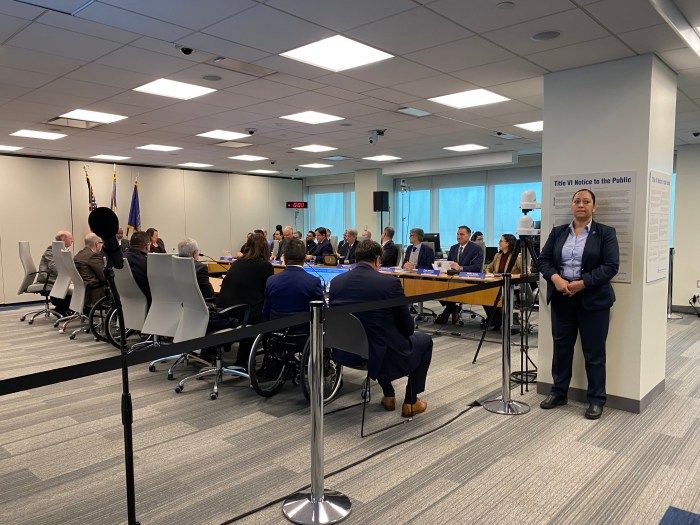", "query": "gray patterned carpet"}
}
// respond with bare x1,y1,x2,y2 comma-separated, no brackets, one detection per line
0,303,698,525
